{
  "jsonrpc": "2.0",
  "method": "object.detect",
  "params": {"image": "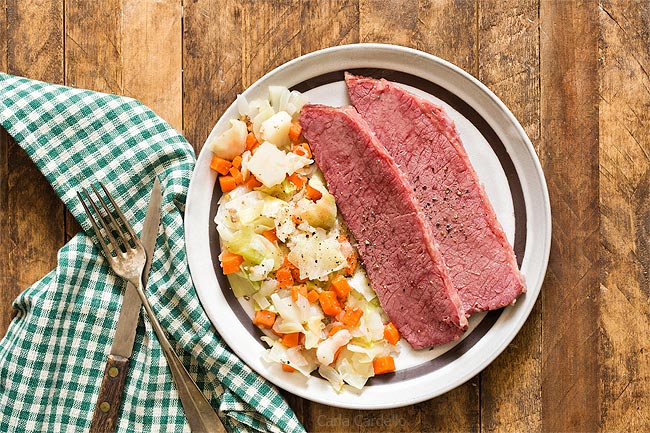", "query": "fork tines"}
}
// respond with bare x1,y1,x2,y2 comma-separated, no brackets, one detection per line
78,182,138,258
